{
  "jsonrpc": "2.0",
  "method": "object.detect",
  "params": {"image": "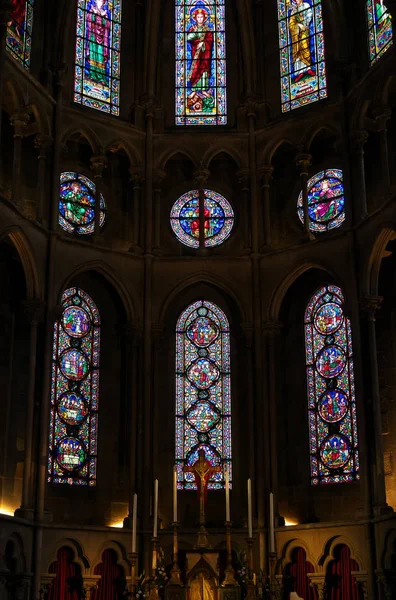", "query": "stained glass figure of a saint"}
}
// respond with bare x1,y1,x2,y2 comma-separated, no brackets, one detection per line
176,301,231,489
74,0,121,115
297,169,345,233
59,172,106,235
305,285,359,485
367,0,393,65
176,0,226,125
278,0,327,112
170,190,234,248
6,0,34,68
48,288,100,485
